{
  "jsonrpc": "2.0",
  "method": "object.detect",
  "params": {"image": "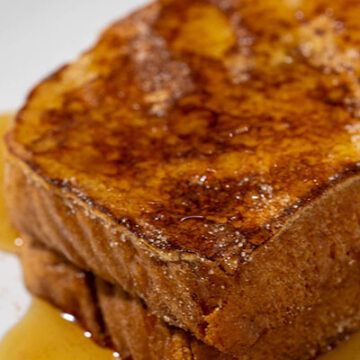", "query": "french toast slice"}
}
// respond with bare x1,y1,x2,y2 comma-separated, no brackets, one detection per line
5,0,360,356
20,237,232,360
21,237,360,360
